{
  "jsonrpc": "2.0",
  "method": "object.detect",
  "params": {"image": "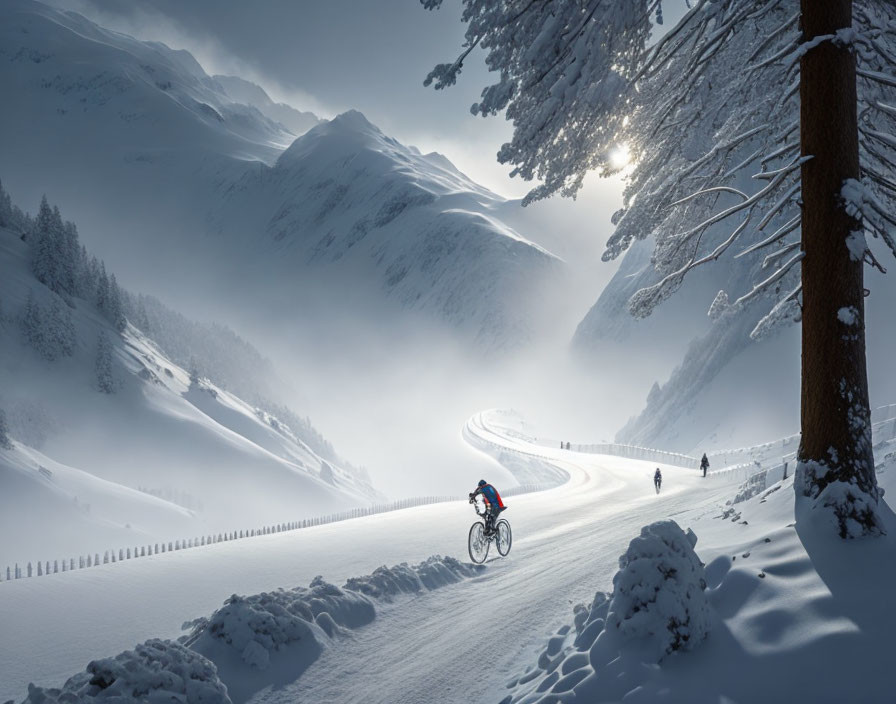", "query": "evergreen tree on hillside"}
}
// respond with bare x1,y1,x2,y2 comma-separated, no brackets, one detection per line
0,408,12,449
48,293,76,357
95,331,115,394
21,289,44,355
0,178,11,228
21,290,76,361
0,179,30,236
107,273,127,332
96,261,109,313
30,196,58,290
61,221,81,295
